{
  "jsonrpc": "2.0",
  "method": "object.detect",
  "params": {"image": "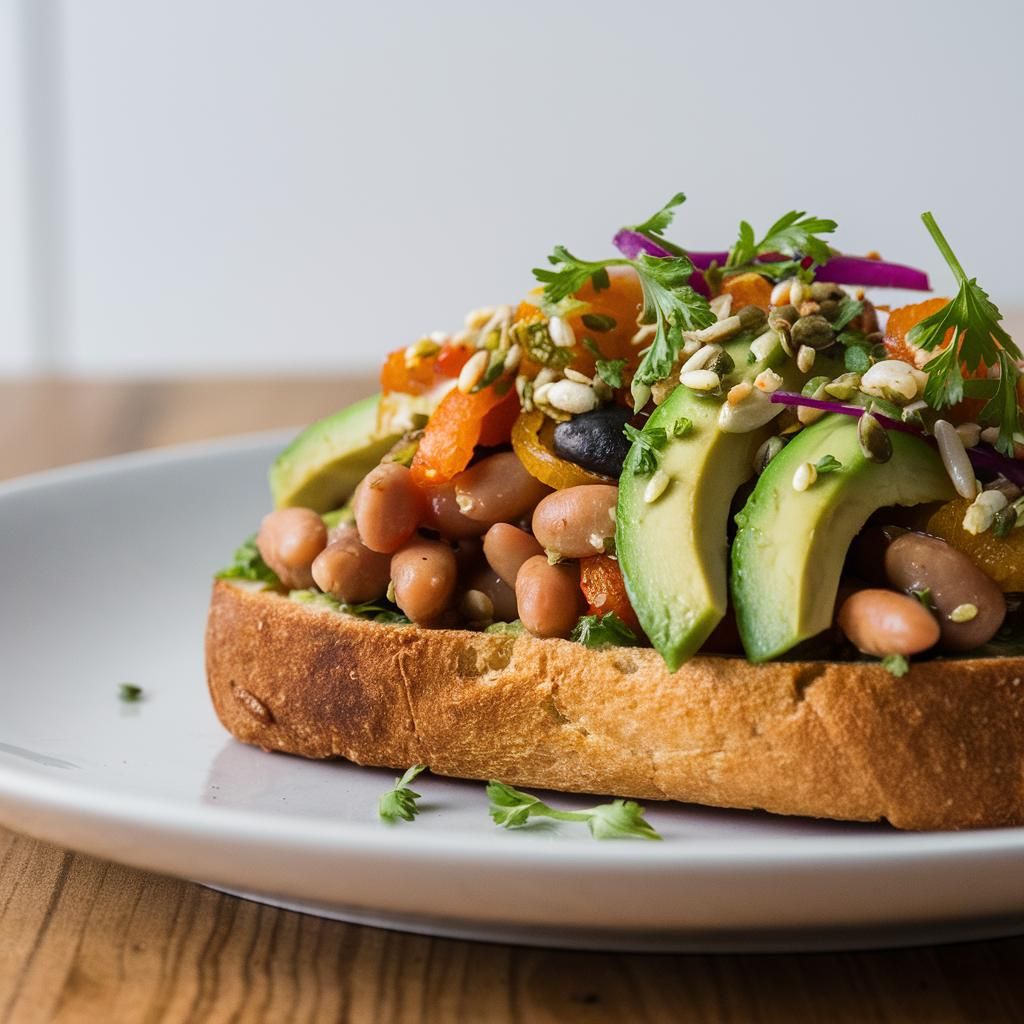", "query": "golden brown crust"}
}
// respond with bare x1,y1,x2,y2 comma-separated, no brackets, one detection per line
206,580,1024,830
